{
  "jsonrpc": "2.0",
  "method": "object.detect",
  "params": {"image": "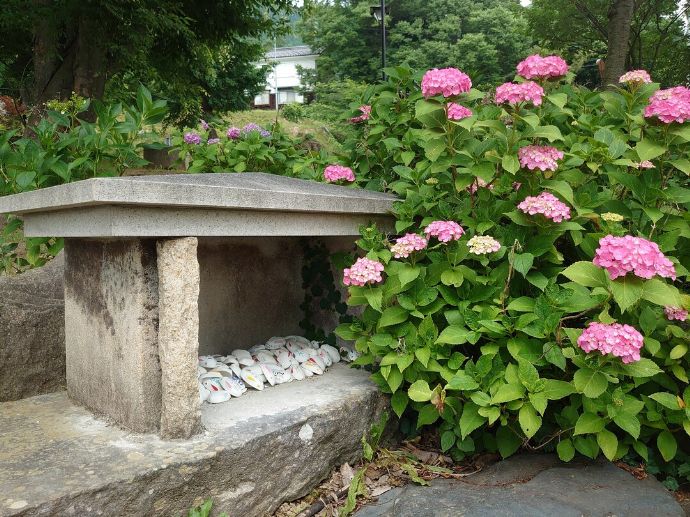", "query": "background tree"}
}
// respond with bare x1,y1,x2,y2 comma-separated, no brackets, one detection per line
299,0,531,87
0,0,291,123
526,0,690,86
